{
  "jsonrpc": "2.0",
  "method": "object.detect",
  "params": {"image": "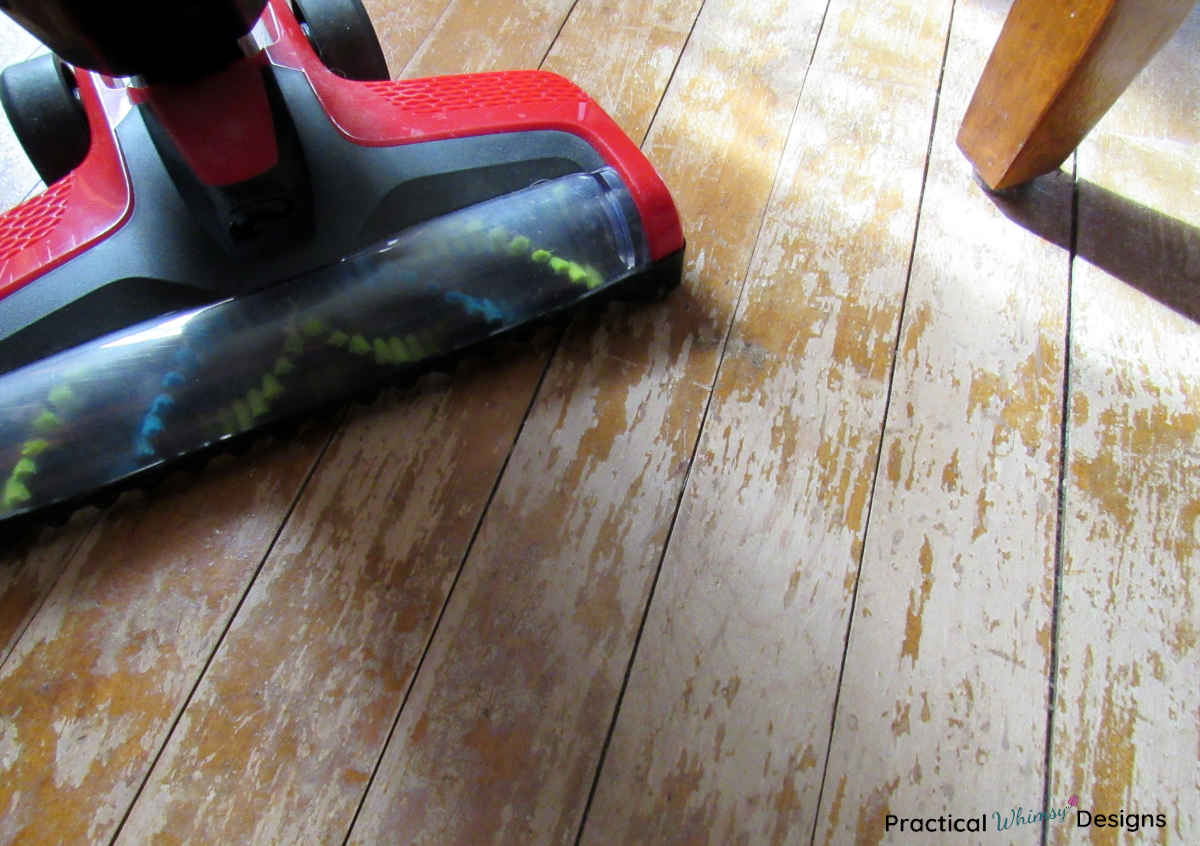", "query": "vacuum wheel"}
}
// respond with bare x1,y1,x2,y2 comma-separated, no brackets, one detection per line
291,0,390,81
0,54,90,186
